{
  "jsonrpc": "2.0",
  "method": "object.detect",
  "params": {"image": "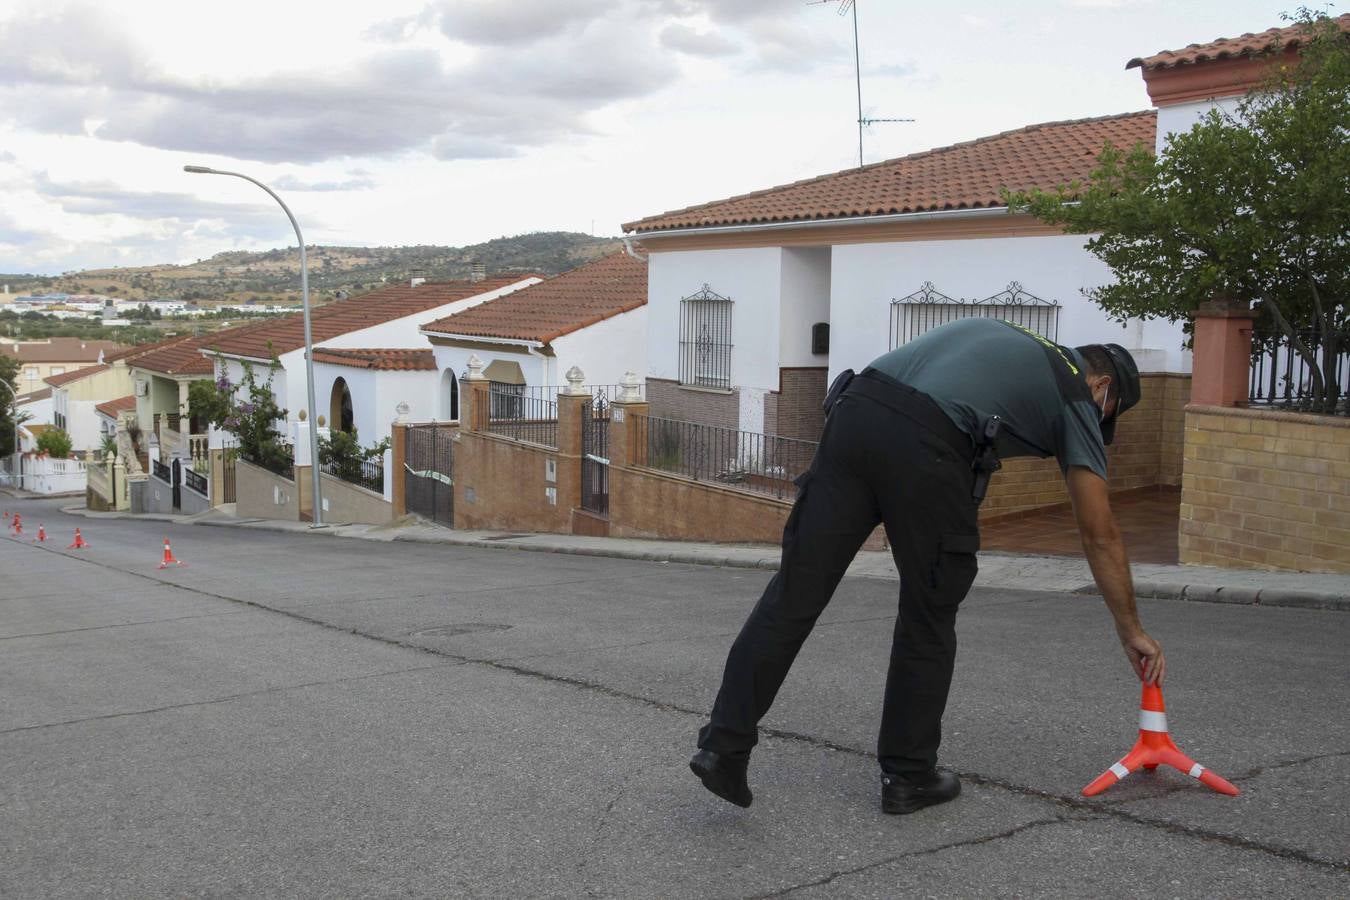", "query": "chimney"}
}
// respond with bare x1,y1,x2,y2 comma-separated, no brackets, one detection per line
470,263,486,284
410,268,427,288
